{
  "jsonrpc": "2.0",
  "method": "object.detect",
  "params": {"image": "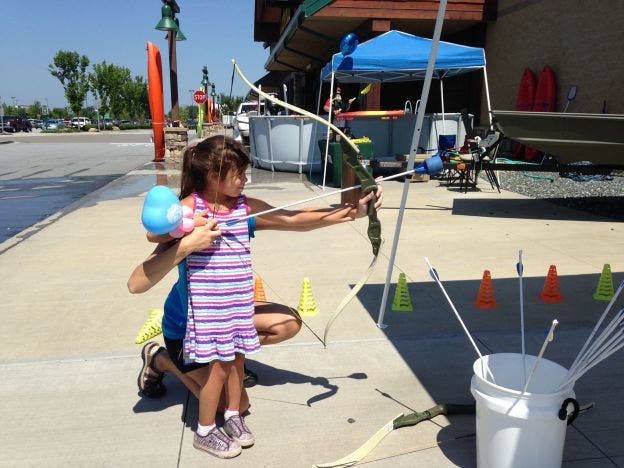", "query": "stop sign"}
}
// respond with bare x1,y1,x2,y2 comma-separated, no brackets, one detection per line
193,90,207,104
